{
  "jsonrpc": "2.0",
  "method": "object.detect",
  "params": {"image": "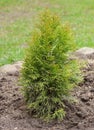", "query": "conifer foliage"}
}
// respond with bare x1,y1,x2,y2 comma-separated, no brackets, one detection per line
21,10,81,121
